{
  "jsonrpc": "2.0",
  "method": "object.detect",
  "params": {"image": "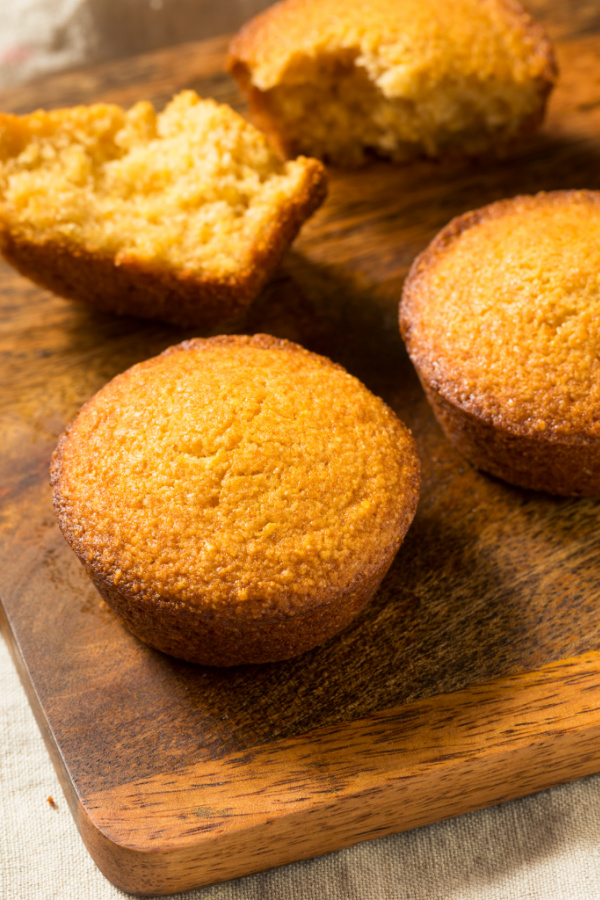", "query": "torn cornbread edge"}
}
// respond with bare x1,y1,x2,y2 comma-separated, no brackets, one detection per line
227,0,557,166
0,93,327,327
